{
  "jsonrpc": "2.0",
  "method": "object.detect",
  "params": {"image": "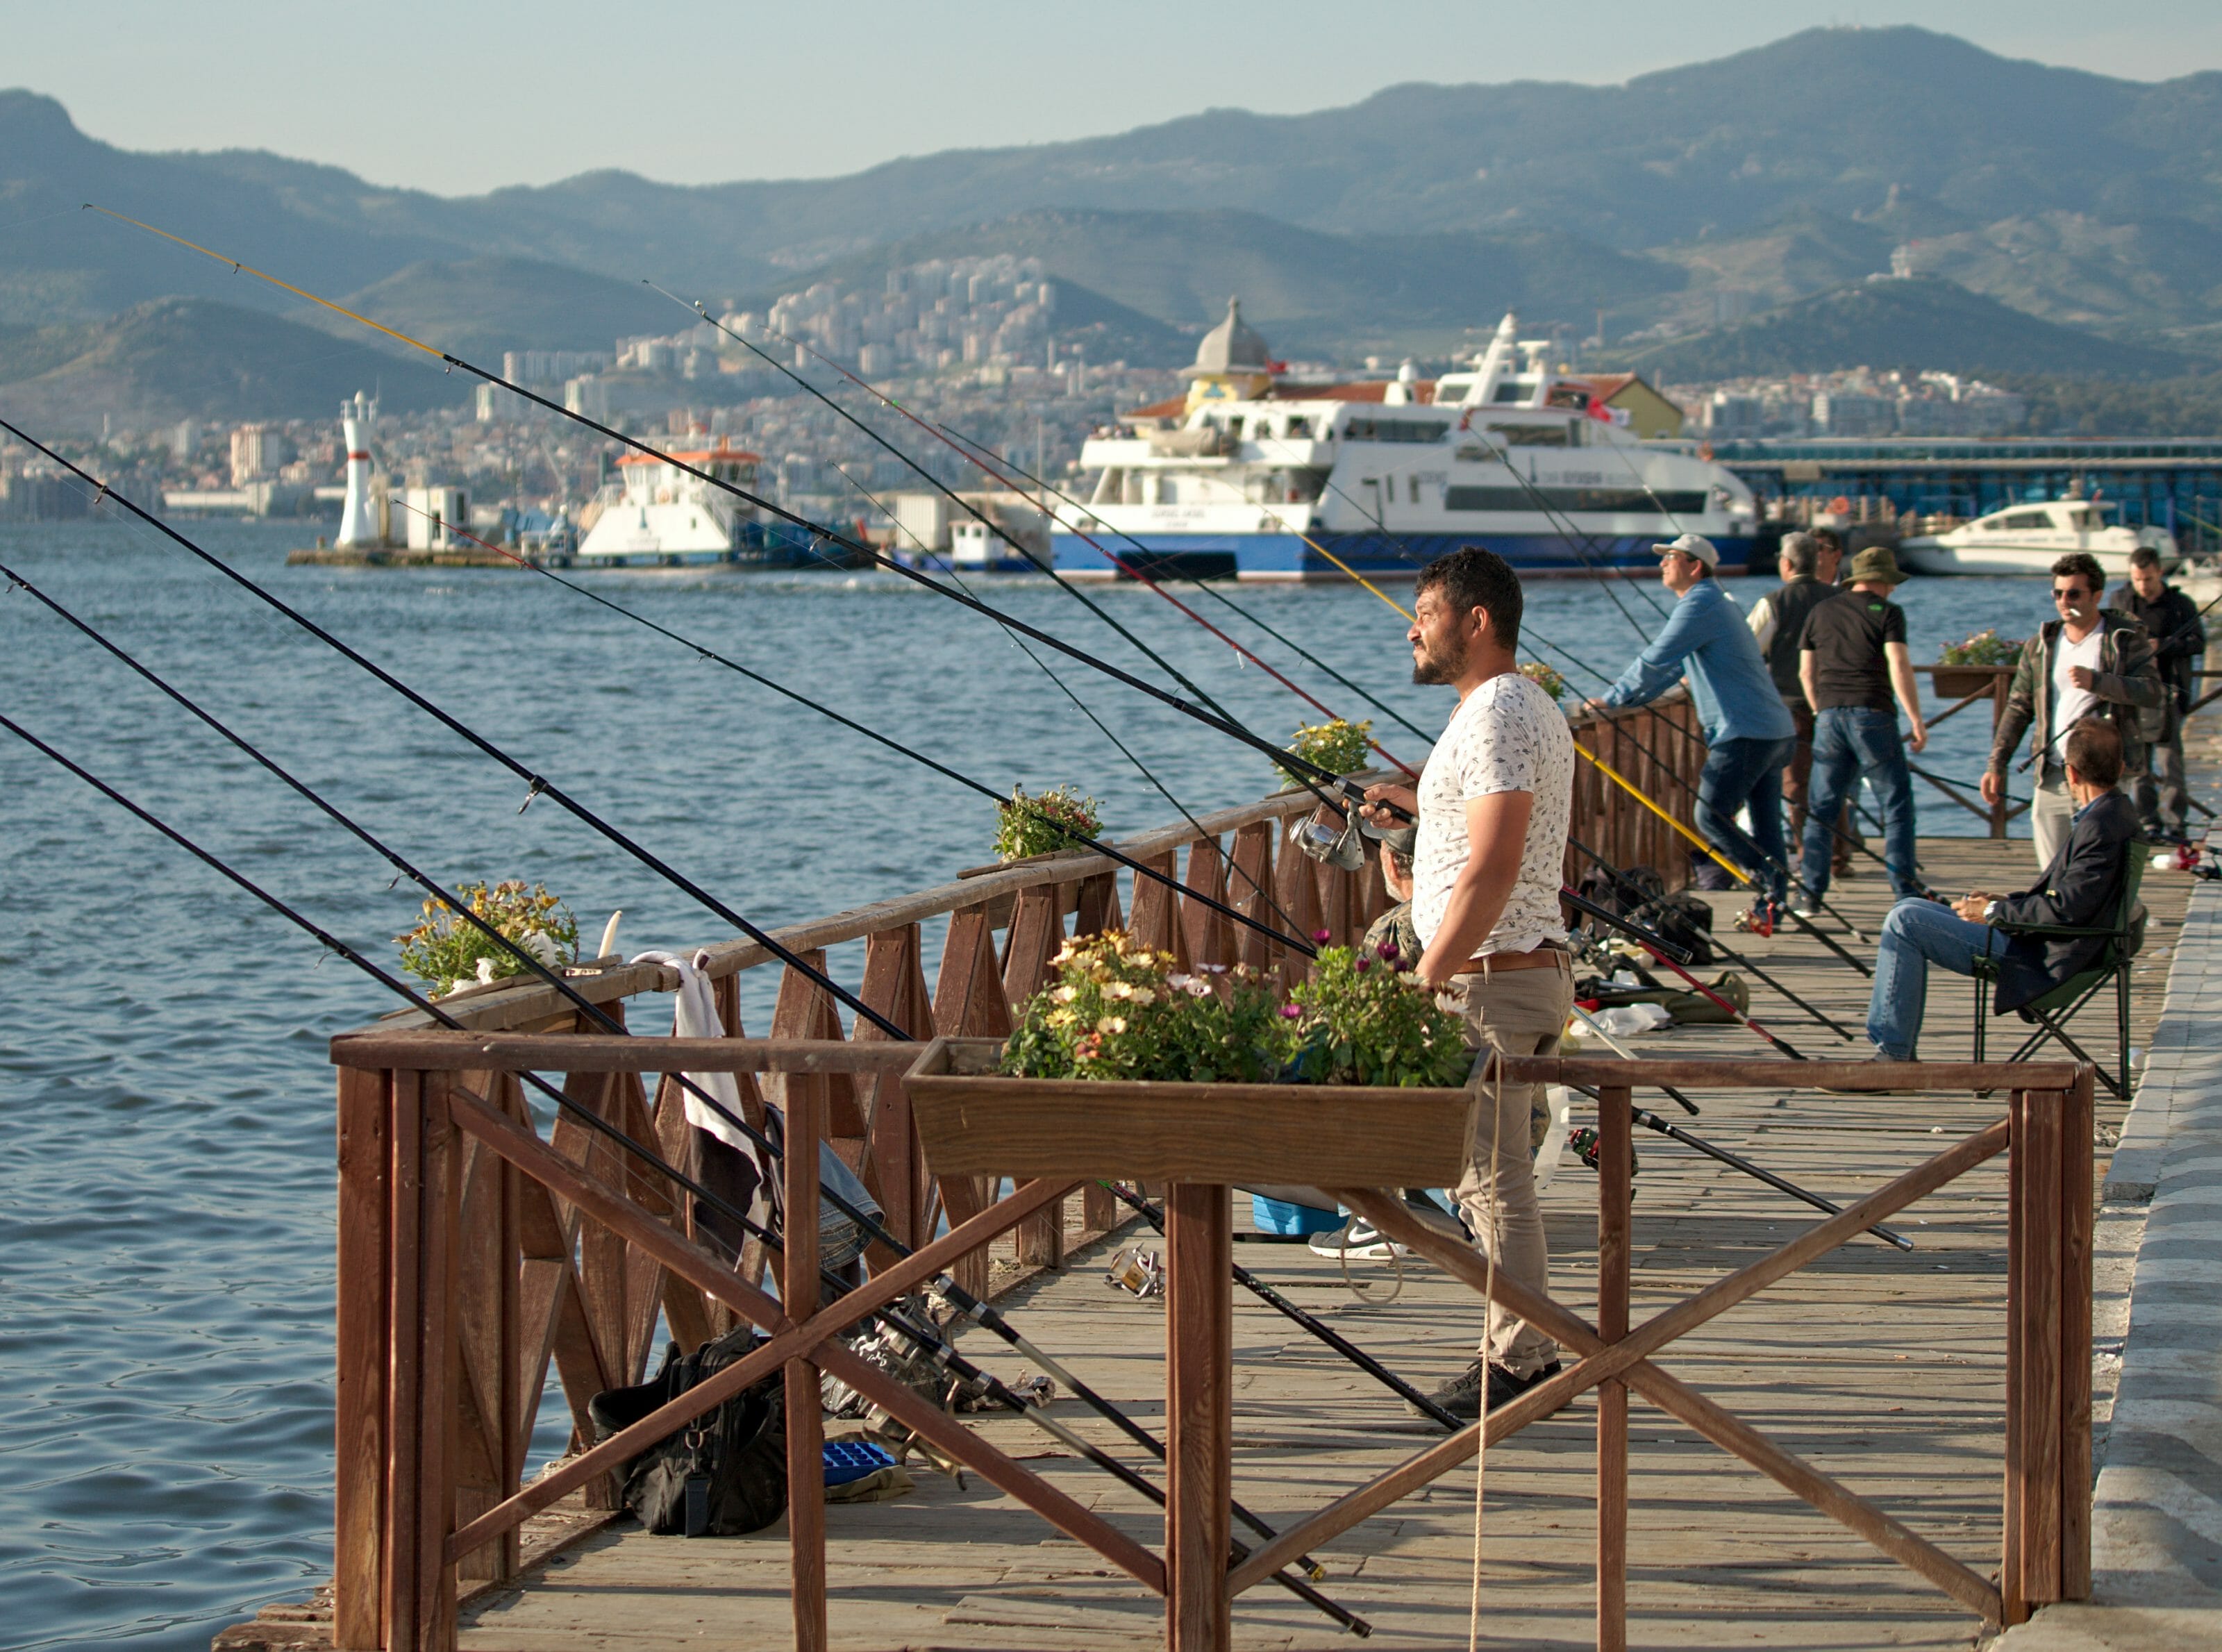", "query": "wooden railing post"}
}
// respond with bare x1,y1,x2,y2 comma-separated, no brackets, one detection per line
2062,1067,2096,1601
382,1070,424,1652
1596,1085,1632,1652
784,1089,828,1652
2006,1081,2088,1621
1164,1182,1231,1652
383,1069,460,1652
334,1067,390,1650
